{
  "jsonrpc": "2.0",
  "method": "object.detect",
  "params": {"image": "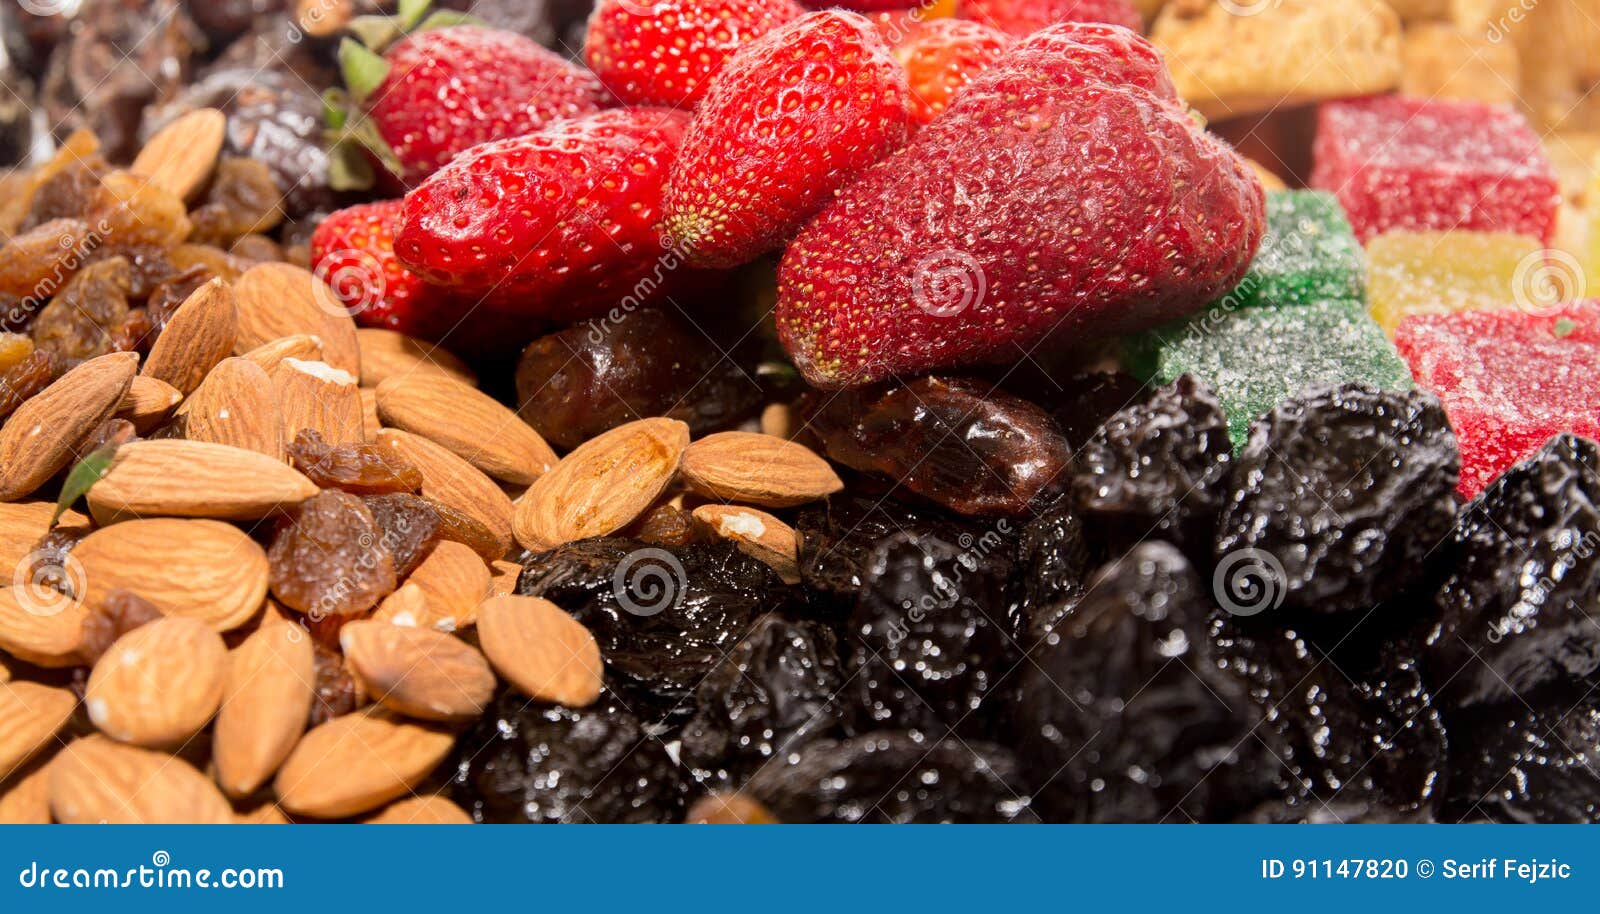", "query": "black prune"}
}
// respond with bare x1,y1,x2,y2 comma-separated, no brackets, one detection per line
1427,434,1600,707
680,614,846,788
1073,374,1231,557
1441,681,1600,823
453,692,685,824
1216,383,1460,615
1012,501,1092,637
1040,371,1150,450
1014,542,1288,822
809,376,1072,517
743,731,1036,823
517,538,789,714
